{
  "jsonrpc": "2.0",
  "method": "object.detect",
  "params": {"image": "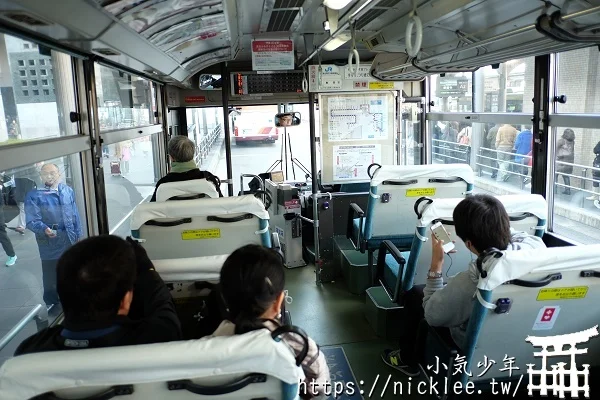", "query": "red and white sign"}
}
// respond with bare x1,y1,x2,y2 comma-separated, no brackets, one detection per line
185,96,206,103
533,306,560,330
251,39,294,71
